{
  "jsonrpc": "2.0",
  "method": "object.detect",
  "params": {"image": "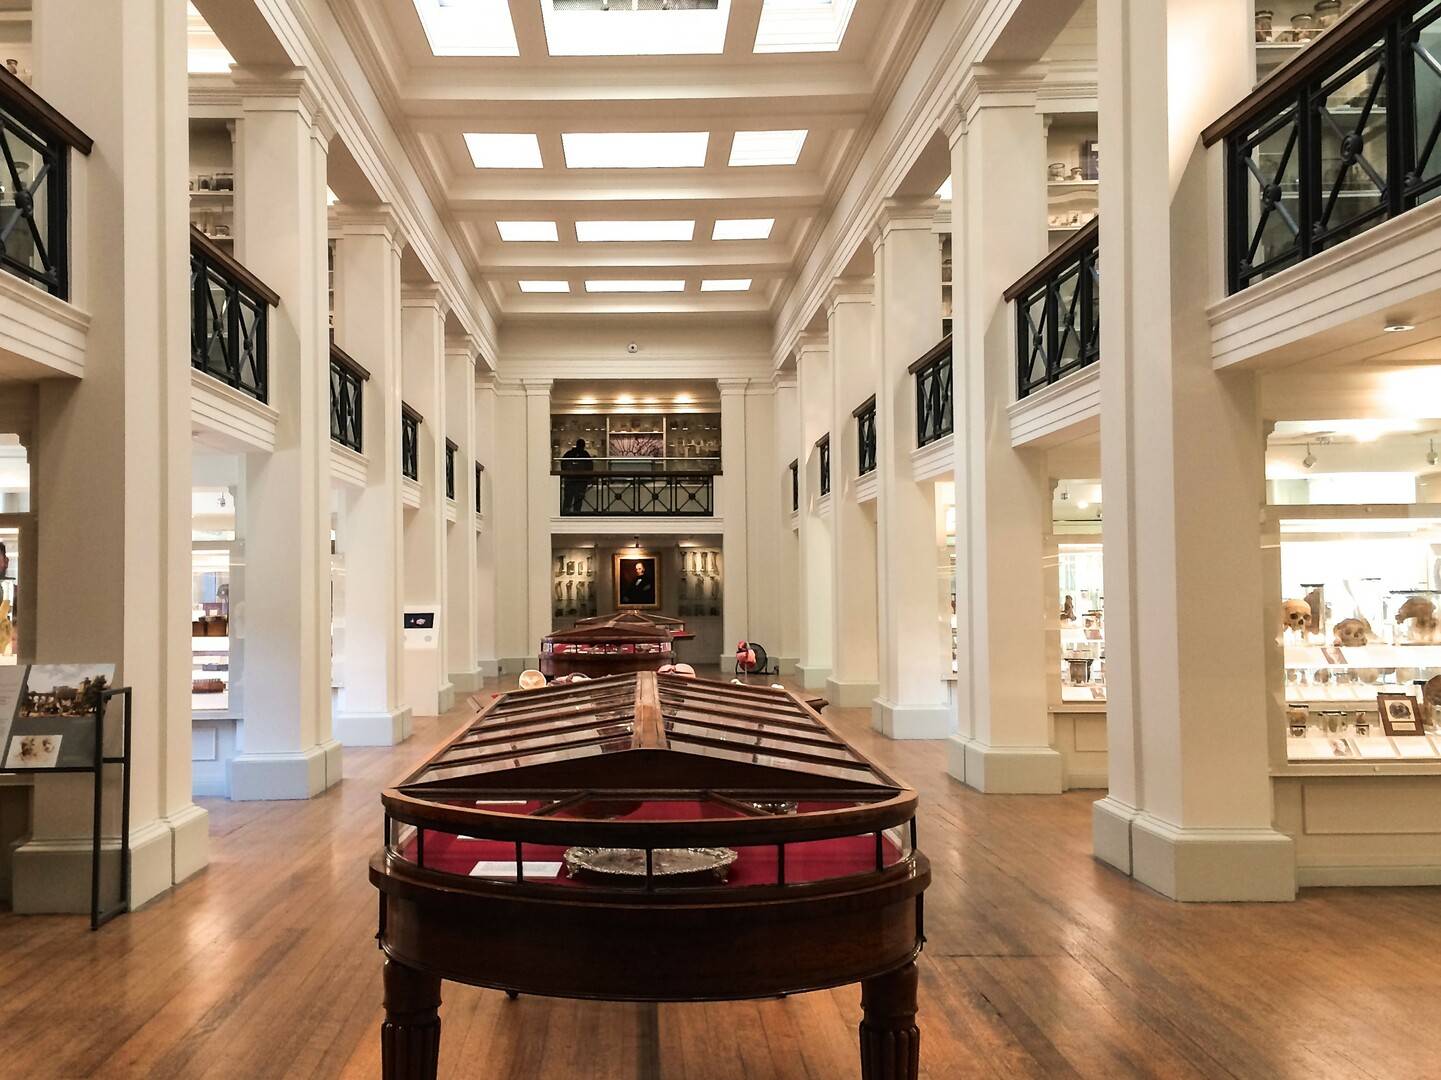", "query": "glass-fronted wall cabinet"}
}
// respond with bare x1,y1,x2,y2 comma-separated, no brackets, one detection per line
550,413,721,469
1045,116,1099,247
1057,543,1105,705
